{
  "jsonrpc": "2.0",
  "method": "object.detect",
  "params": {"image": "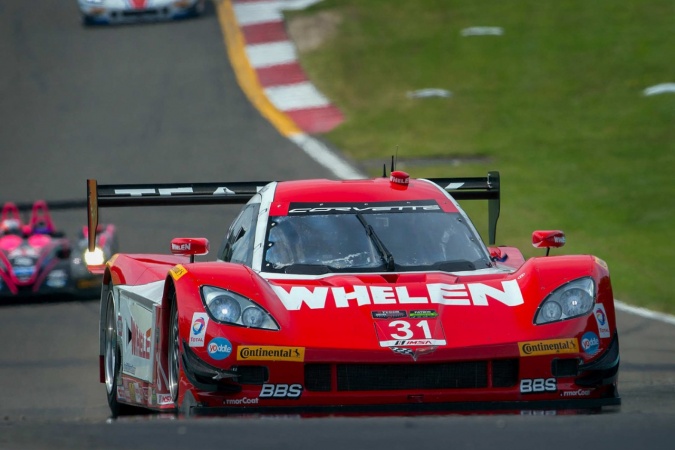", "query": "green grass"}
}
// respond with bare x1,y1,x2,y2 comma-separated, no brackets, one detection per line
286,0,675,313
